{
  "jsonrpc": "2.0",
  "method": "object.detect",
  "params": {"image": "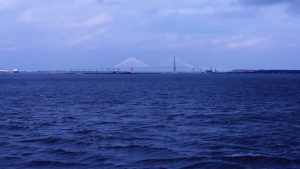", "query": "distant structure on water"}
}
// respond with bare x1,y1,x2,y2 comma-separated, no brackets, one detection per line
113,56,199,73
2,57,300,74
